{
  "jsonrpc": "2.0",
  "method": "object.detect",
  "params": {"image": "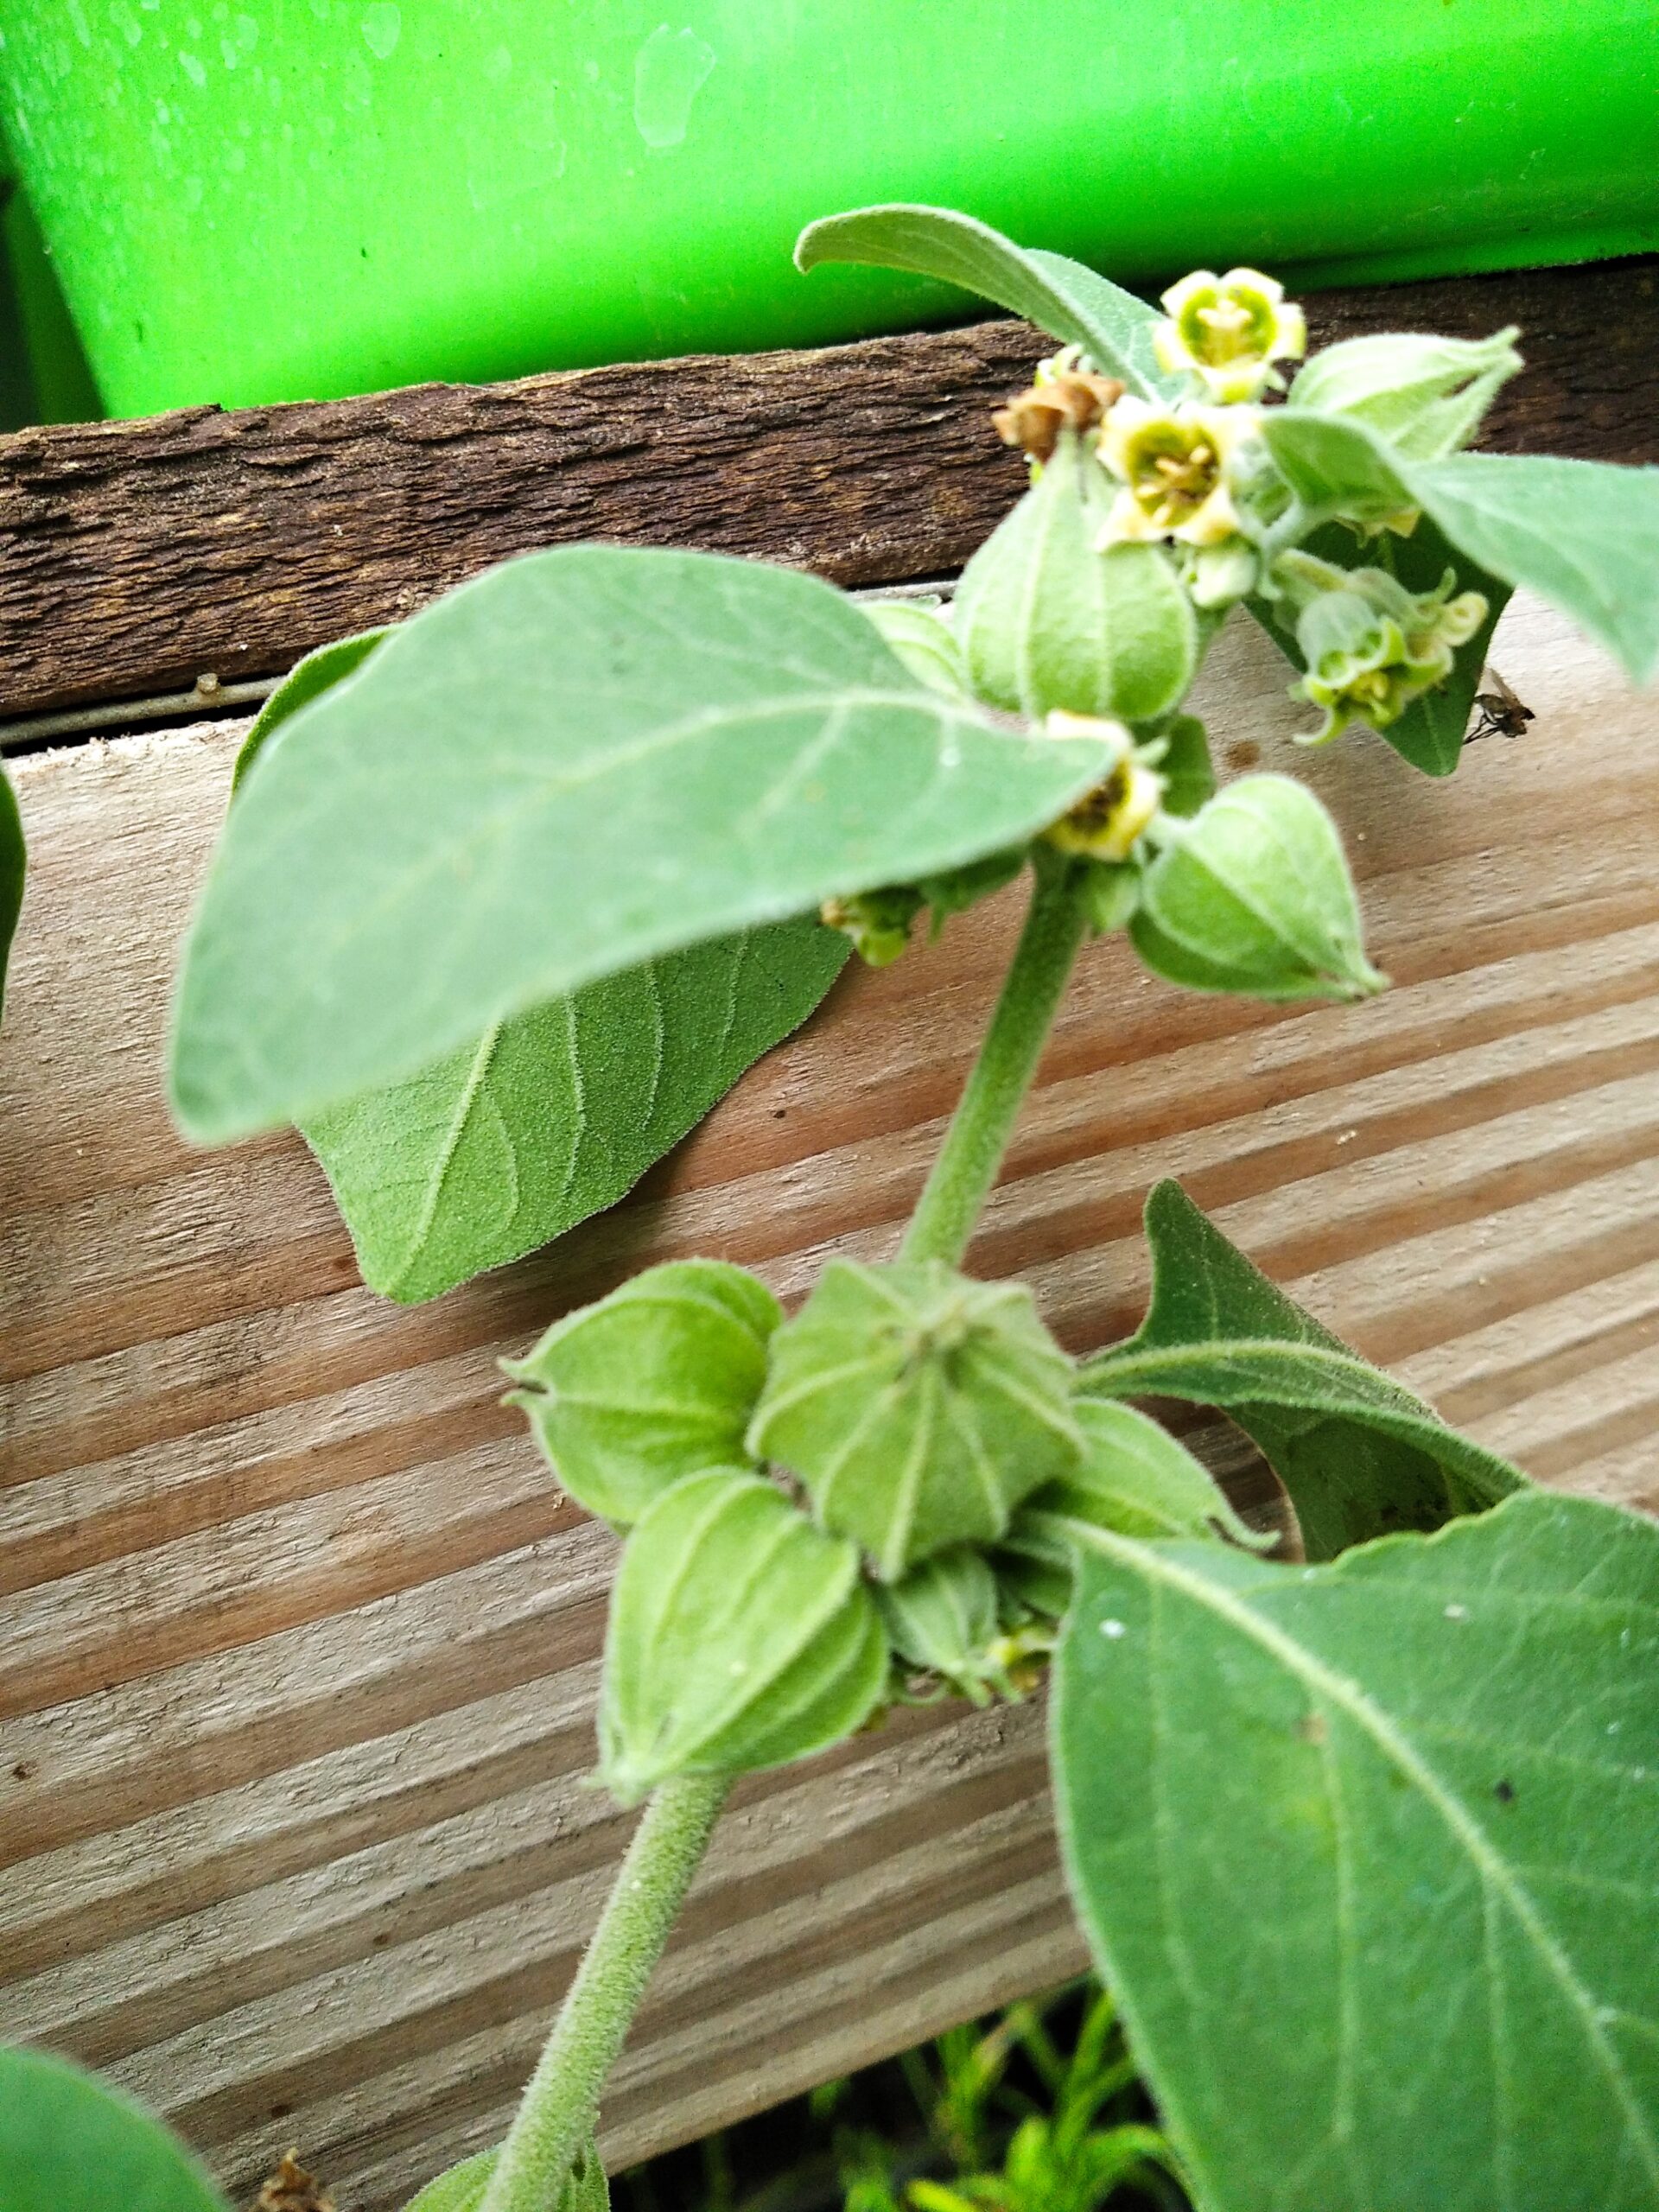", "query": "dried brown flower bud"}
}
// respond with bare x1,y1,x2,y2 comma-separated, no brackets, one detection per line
251,2151,335,2212
993,369,1125,463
